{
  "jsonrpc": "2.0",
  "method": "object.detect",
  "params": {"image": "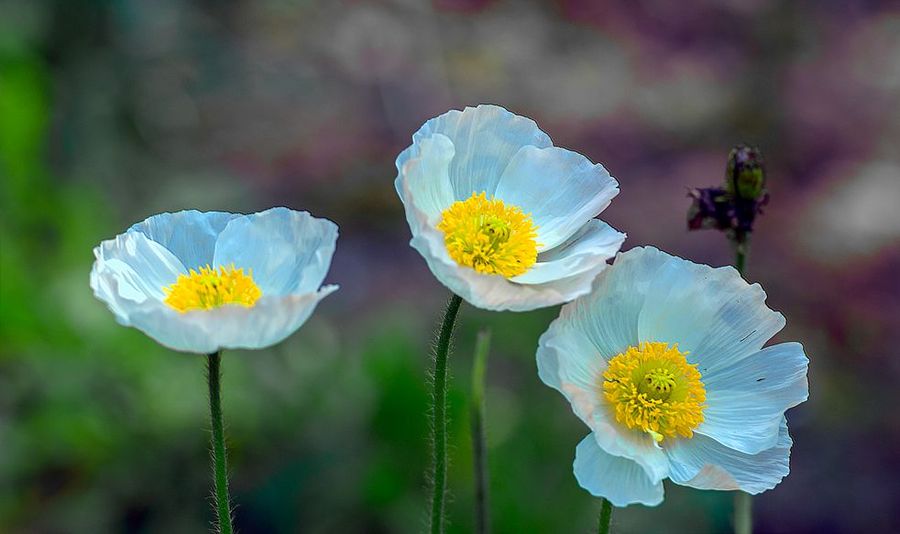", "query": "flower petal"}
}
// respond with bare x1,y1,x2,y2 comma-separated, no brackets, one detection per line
124,286,339,353
130,210,240,269
635,251,786,375
90,230,187,324
511,219,625,285
213,207,338,296
538,301,670,483
574,434,665,507
407,200,608,311
697,342,809,454
495,145,619,250
665,417,793,494
397,104,552,201
394,133,456,224
549,246,672,360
